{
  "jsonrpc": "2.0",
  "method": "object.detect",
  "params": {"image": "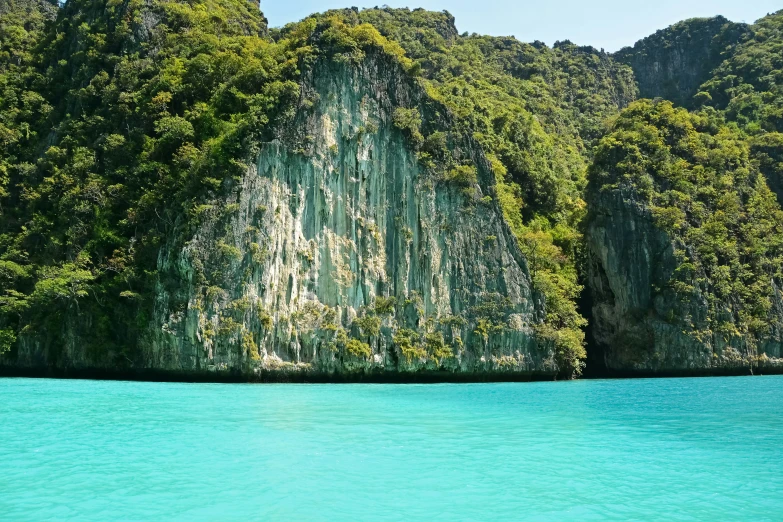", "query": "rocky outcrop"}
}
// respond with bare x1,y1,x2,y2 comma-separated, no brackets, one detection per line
139,52,556,379
586,183,783,375
614,16,748,107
